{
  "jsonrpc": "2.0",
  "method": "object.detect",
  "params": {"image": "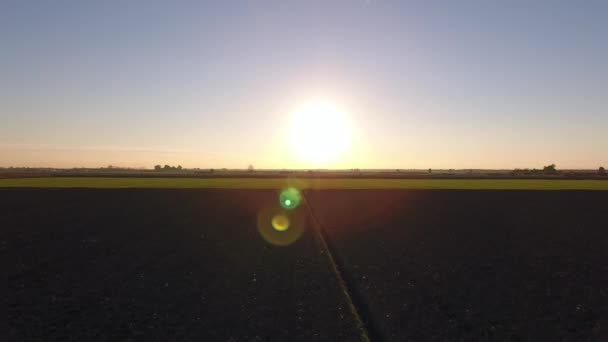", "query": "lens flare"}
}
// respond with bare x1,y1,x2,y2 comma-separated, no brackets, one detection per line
280,187,301,209
271,214,290,231
257,204,305,246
